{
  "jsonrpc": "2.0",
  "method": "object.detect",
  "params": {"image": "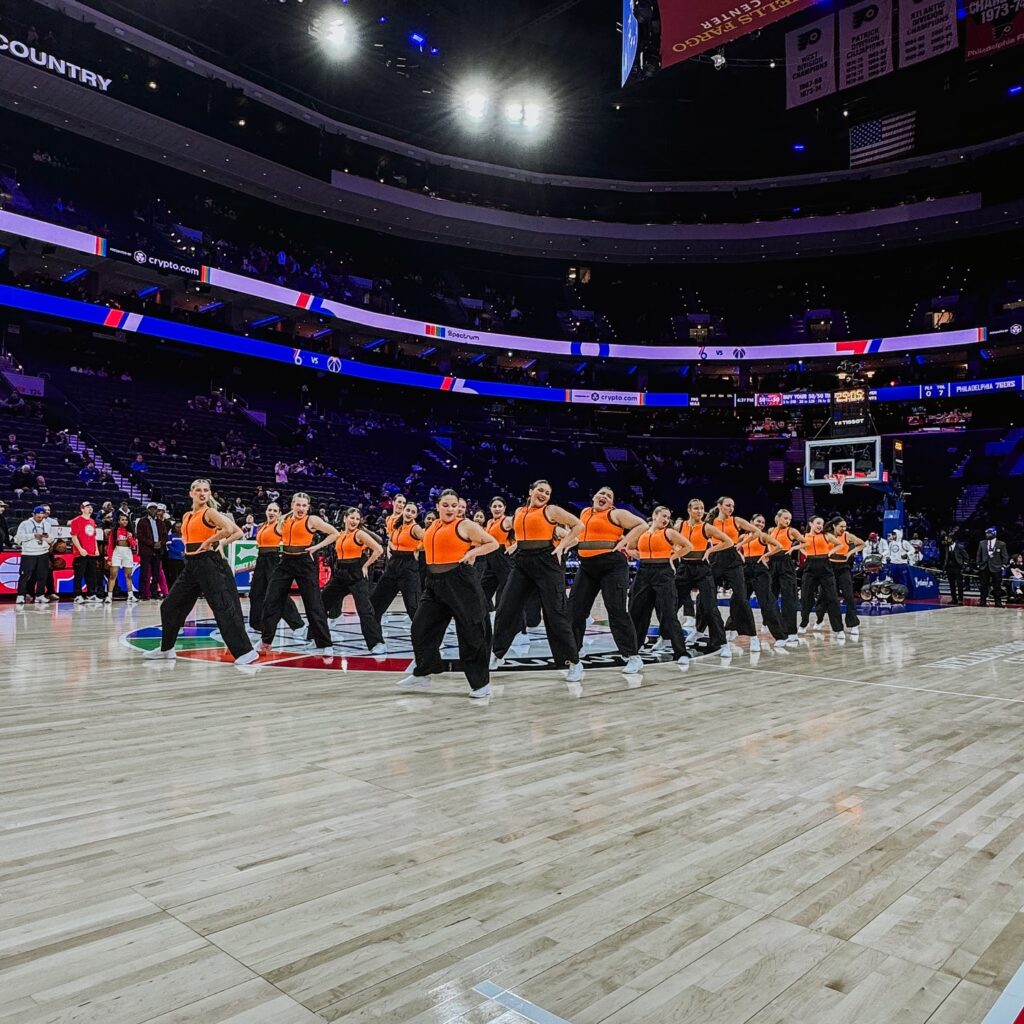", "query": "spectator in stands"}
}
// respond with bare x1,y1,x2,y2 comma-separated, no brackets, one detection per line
78,460,99,484
136,503,168,600
12,464,38,499
241,513,257,539
275,460,289,485
130,452,149,478
0,500,10,549
253,484,267,507
14,505,53,605
1008,555,1024,599
69,501,102,603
